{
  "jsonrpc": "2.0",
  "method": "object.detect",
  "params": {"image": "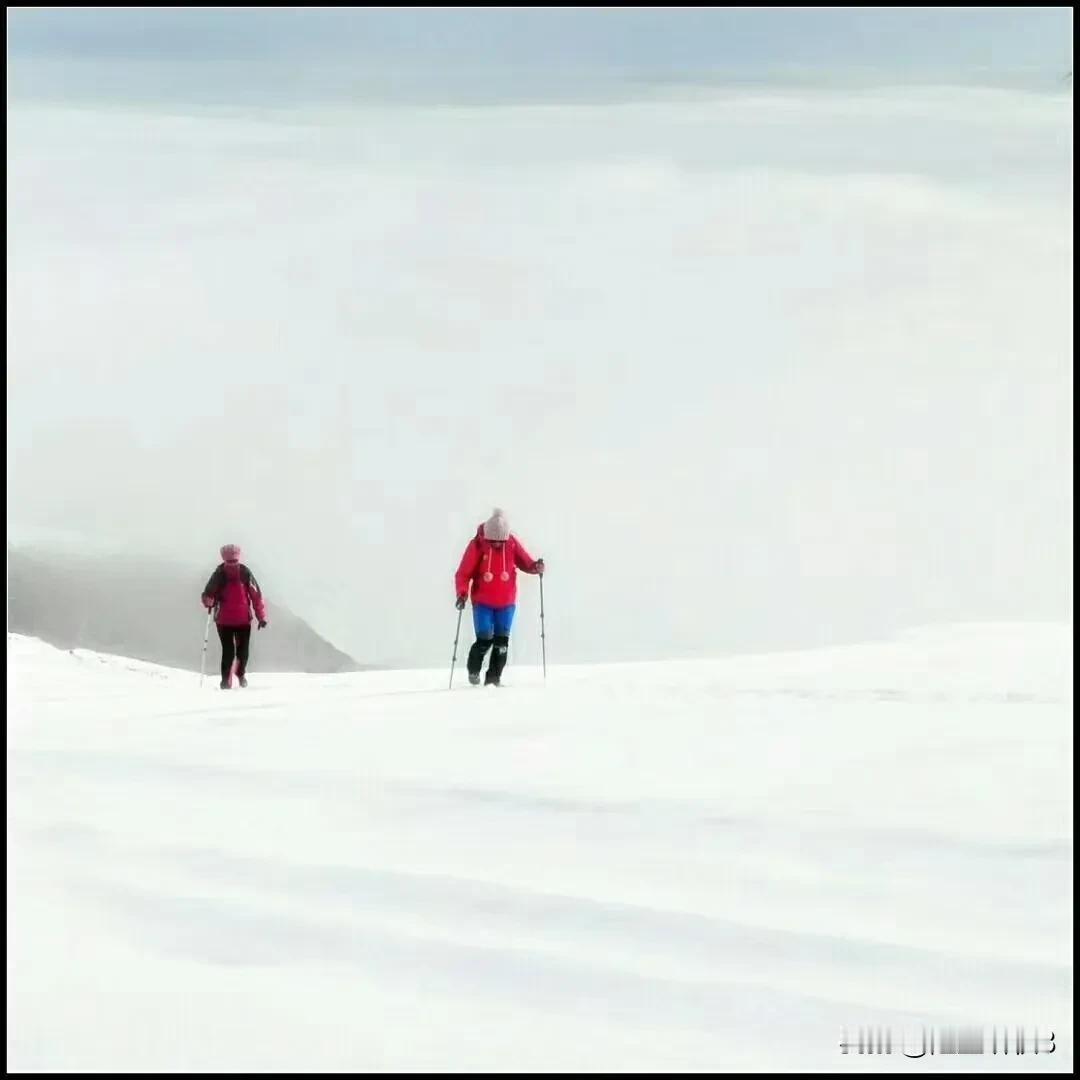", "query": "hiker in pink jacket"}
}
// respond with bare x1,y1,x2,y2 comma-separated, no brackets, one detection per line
201,544,268,689
454,509,544,686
